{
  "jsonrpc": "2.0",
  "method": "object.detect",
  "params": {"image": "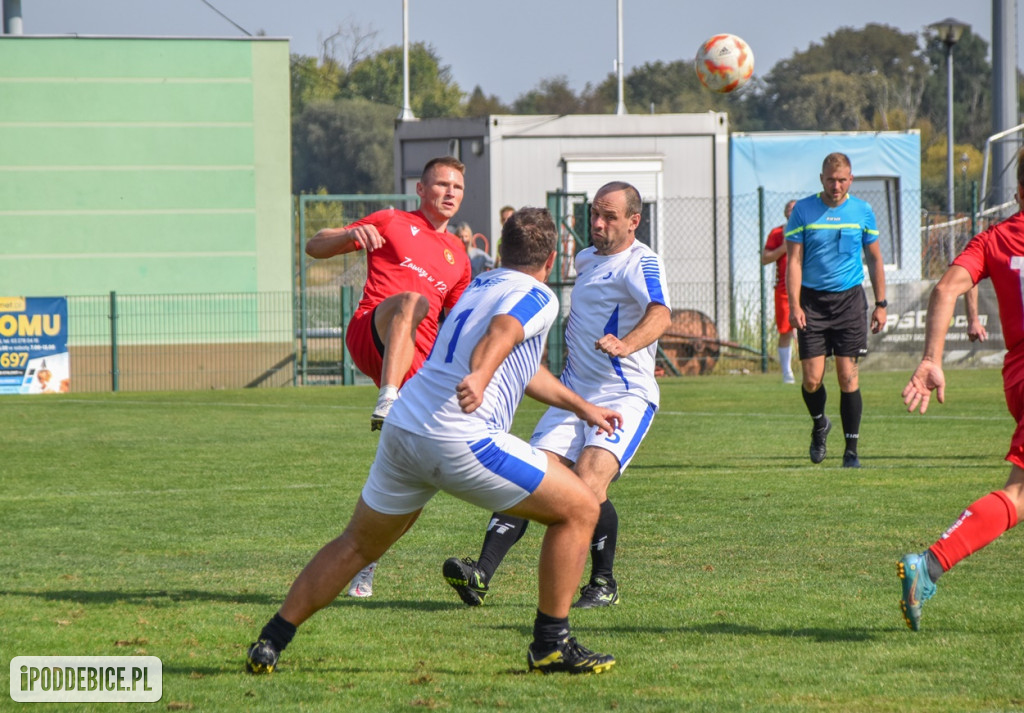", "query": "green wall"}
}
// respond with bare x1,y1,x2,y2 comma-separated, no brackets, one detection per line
0,37,291,296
